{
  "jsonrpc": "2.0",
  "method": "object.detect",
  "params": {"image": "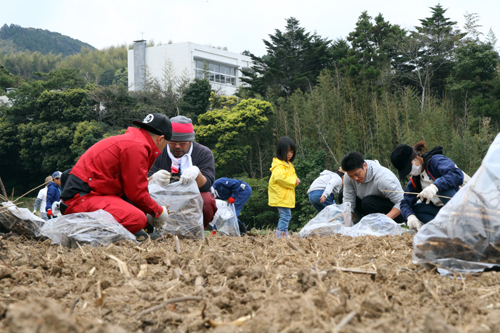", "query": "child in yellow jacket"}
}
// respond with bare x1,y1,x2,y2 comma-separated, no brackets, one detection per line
268,136,300,238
